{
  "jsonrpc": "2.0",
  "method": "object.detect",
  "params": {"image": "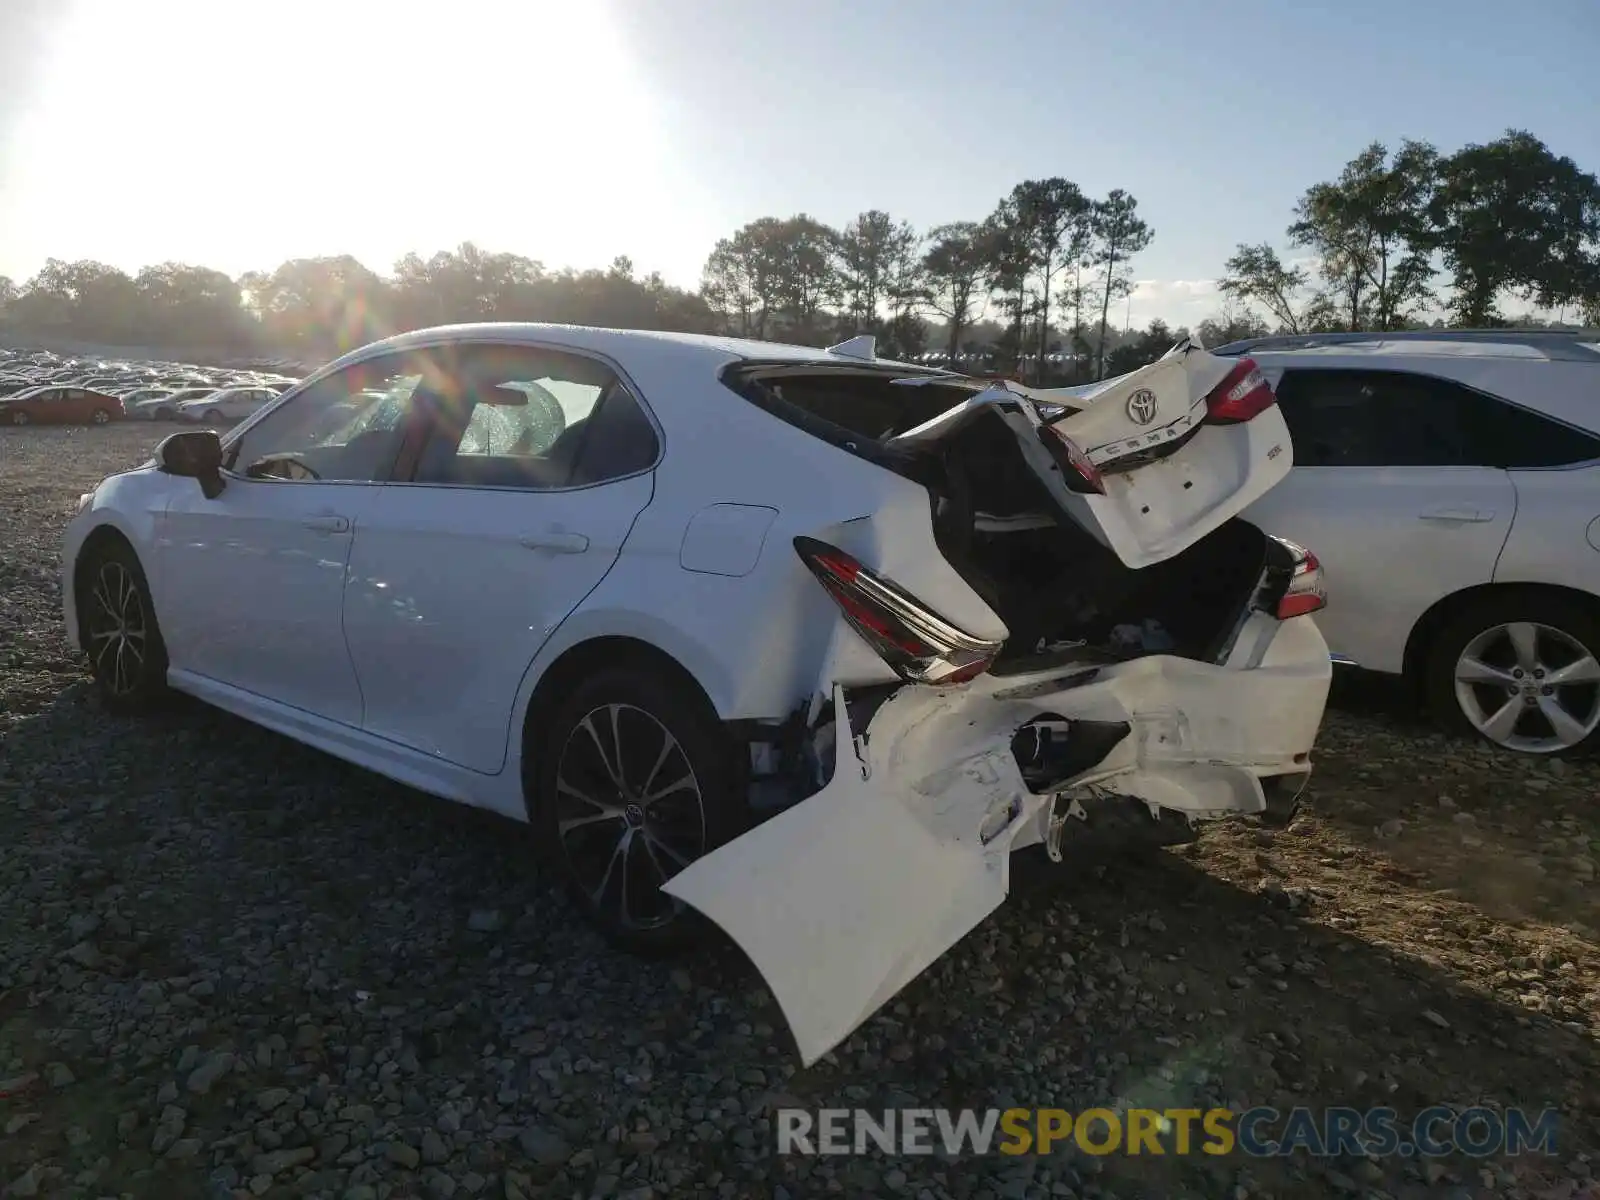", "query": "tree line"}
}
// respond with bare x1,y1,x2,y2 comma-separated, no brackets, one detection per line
1,129,1595,382
1219,130,1600,334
